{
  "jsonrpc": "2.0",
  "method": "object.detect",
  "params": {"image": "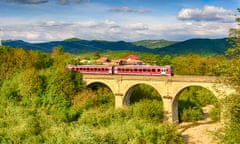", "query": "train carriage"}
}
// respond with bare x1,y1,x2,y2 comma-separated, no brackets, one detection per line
66,65,113,74
114,65,173,76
